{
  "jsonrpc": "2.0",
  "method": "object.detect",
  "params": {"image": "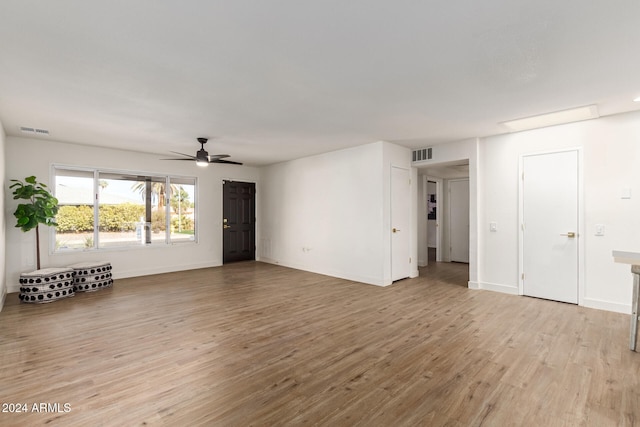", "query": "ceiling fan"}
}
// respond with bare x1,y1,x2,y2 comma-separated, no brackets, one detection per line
162,137,243,167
